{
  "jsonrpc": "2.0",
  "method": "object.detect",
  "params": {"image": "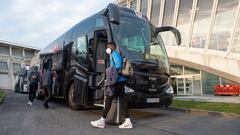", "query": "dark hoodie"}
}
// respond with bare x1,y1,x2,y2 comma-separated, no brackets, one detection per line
42,68,53,87
29,66,40,85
